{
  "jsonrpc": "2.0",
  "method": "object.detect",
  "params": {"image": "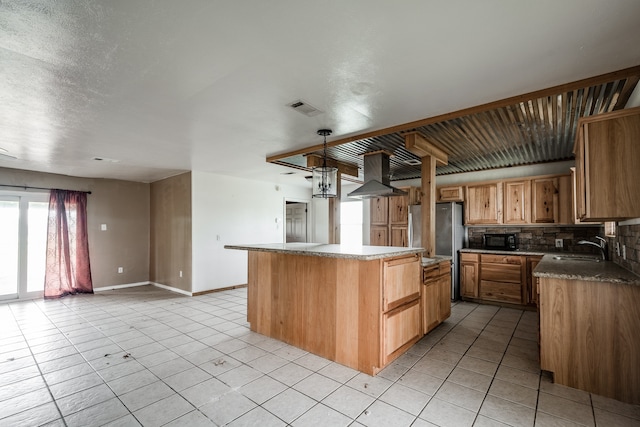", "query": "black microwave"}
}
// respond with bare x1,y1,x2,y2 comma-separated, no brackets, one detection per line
483,233,517,251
